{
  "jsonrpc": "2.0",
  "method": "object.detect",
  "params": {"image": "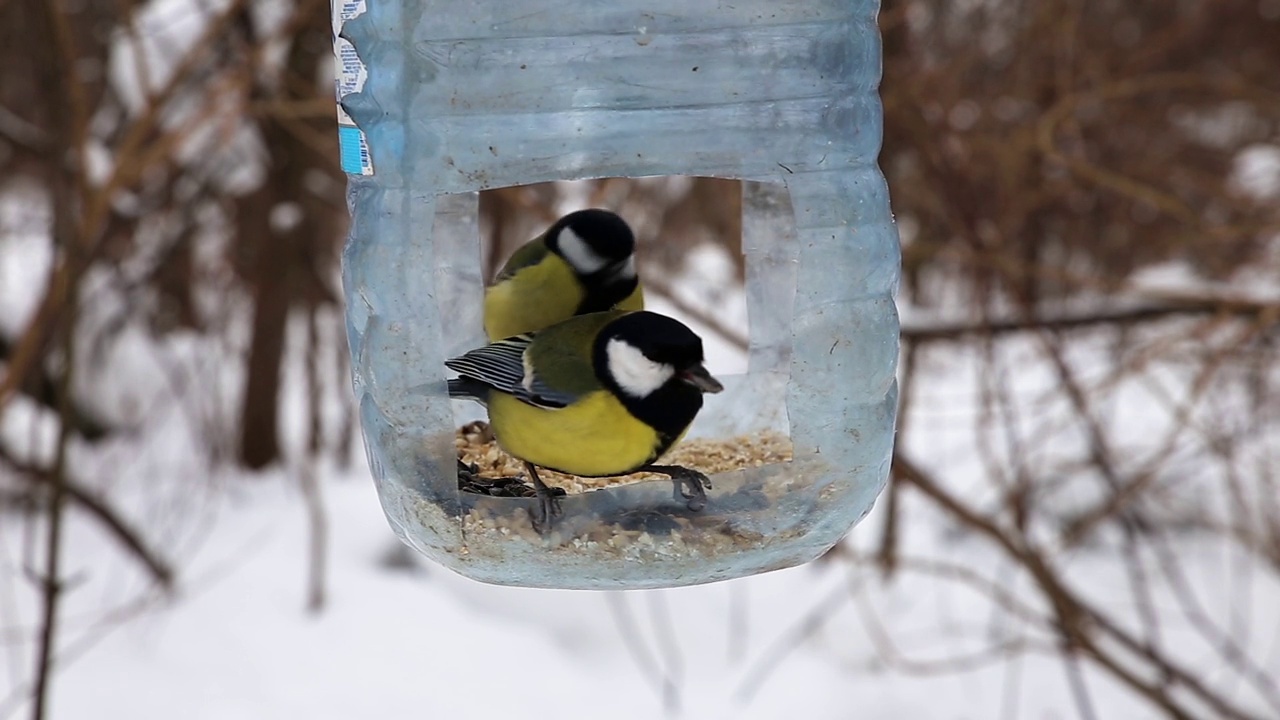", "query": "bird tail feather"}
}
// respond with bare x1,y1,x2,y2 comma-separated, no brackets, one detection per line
447,377,491,407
